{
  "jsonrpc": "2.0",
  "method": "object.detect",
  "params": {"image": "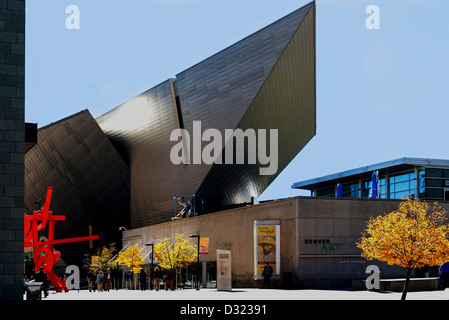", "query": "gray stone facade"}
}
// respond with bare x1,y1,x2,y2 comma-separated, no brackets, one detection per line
0,0,25,300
